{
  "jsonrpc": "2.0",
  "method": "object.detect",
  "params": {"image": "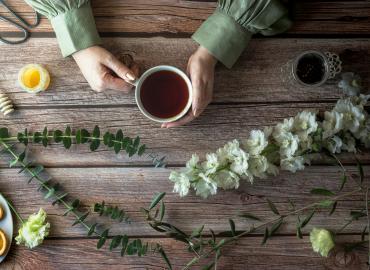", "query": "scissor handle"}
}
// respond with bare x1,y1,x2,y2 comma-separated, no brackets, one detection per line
0,16,29,45
1,0,40,28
